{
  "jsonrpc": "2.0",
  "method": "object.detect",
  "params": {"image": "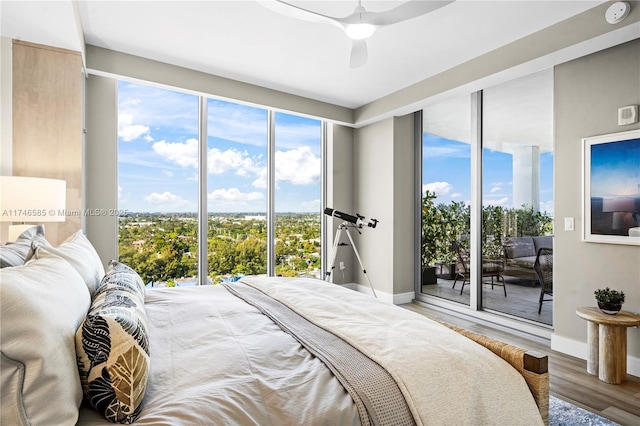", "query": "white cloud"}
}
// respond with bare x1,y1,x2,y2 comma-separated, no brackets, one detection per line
423,181,453,197
152,138,198,168
118,185,122,199
485,197,510,206
144,192,192,207
490,186,502,193
118,113,152,142
276,147,320,184
253,147,321,188
208,188,263,203
208,148,261,176
152,139,263,178
451,192,462,199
